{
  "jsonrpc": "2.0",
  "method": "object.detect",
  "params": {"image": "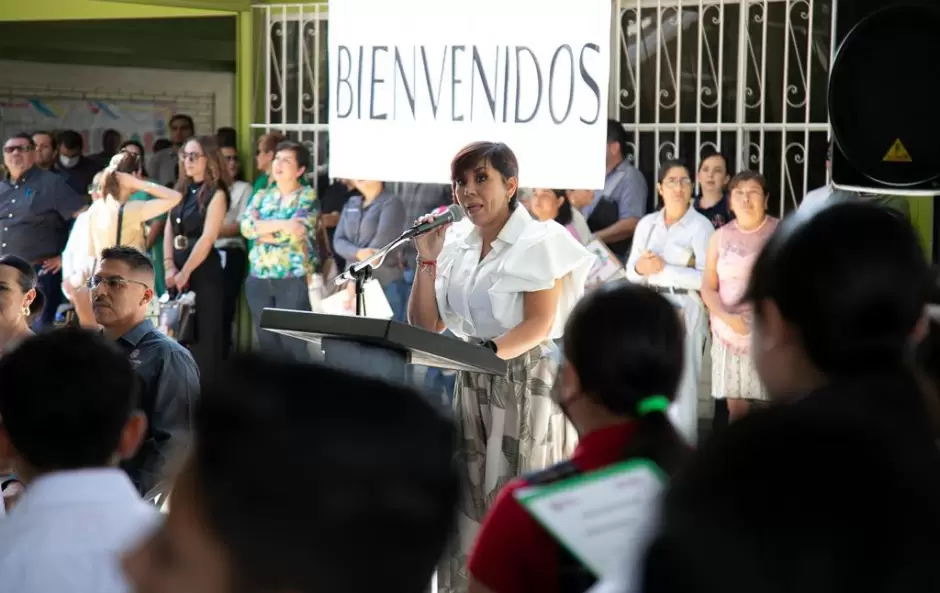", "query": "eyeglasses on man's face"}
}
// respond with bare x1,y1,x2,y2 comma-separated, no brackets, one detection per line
3,144,32,155
87,275,150,291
